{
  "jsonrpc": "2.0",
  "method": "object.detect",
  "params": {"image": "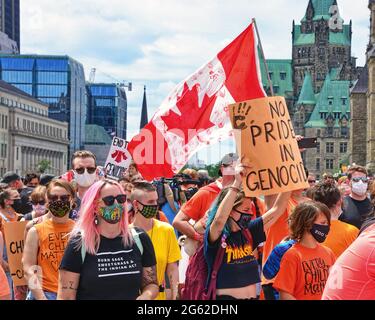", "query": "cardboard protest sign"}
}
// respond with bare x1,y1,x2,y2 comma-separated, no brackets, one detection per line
229,96,309,197
4,221,27,286
104,136,132,180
